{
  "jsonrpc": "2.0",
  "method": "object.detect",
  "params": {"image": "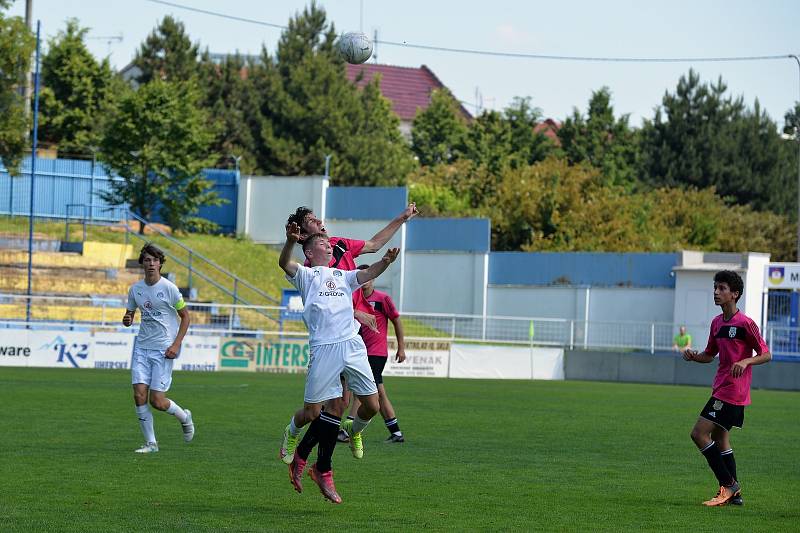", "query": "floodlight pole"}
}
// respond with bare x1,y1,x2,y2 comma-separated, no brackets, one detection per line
792,54,800,263
26,21,41,323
